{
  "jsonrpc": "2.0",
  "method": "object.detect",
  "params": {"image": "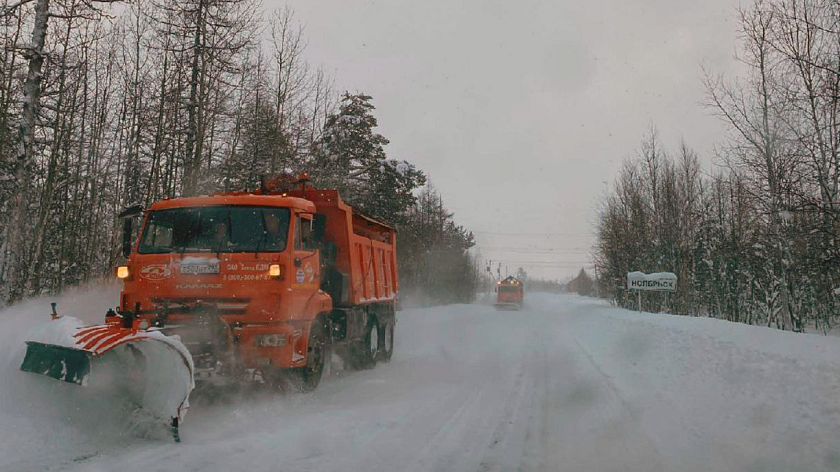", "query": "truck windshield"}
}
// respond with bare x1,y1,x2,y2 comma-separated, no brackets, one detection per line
499,286,519,293
138,206,290,254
